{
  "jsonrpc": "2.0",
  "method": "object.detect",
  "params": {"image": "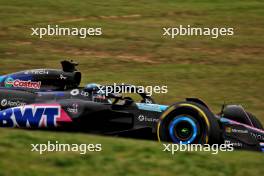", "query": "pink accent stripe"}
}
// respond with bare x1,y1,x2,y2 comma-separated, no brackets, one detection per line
29,103,61,106
58,109,72,122
225,118,264,133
